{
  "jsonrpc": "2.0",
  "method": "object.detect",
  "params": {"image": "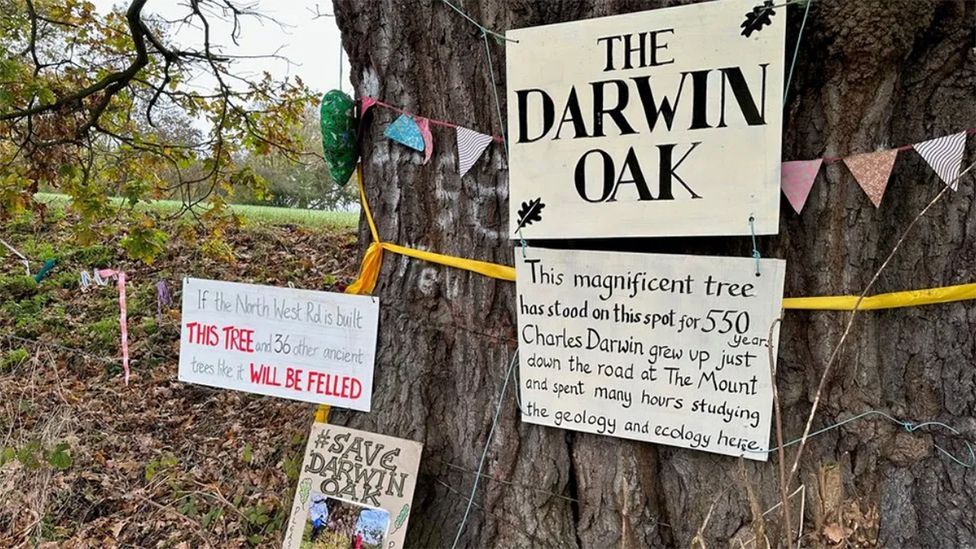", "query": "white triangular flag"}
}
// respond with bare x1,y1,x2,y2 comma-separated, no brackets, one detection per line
456,126,493,177
914,132,967,190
